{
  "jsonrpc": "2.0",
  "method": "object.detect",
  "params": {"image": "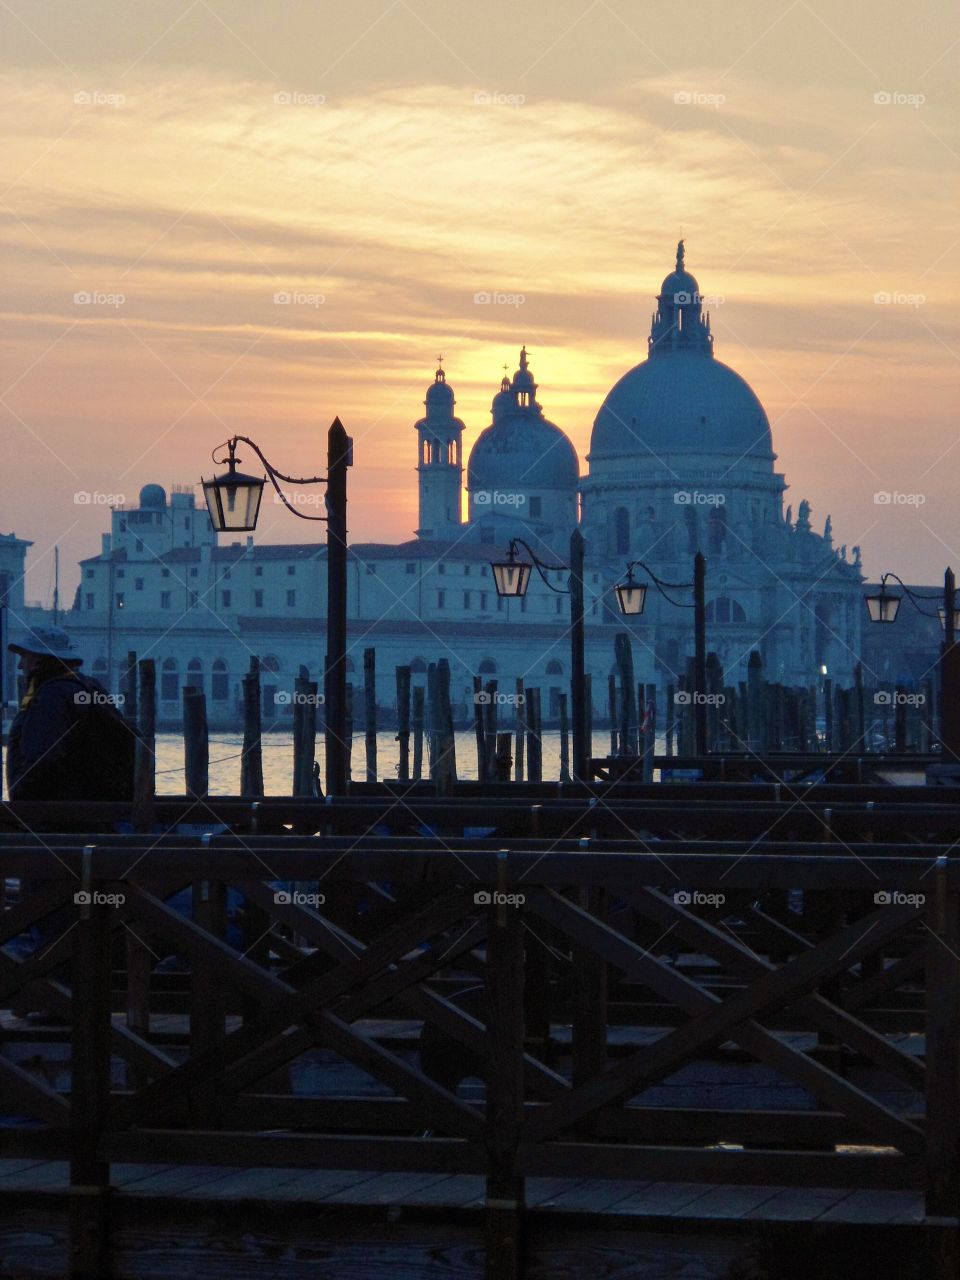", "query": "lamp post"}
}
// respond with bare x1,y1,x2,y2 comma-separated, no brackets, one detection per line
202,420,352,794
864,567,958,755
613,551,707,755
490,530,588,781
